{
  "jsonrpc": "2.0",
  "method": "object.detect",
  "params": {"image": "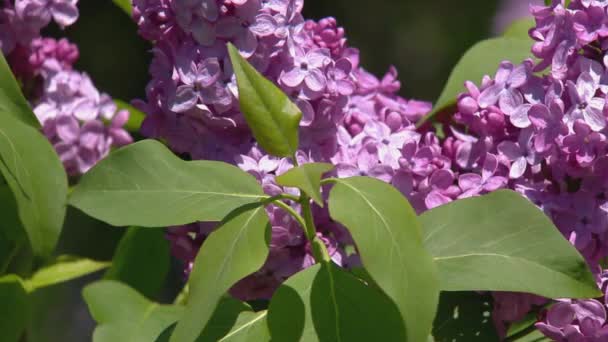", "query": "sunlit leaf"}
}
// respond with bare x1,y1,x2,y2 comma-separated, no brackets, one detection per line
420,190,601,298
69,140,265,227
328,177,439,342
228,43,302,157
